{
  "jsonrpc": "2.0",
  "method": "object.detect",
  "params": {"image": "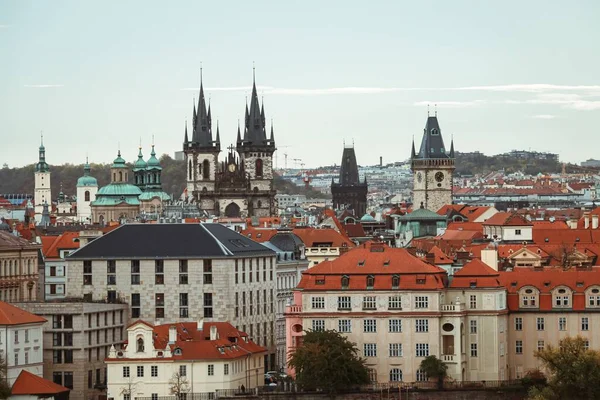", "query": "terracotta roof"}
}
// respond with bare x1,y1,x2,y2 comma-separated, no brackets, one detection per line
292,227,354,248
446,221,484,232
41,232,80,259
531,220,569,230
450,259,502,289
0,231,40,251
428,246,453,264
0,302,47,326
11,370,69,395
533,229,599,245
341,223,366,238
240,228,278,243
482,212,532,227
297,242,447,291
